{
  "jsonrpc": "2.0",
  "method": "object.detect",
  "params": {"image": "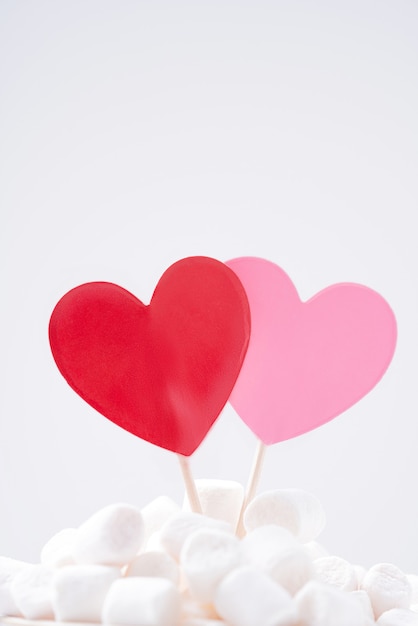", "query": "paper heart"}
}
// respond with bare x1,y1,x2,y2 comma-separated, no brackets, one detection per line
225,257,397,444
49,257,251,456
